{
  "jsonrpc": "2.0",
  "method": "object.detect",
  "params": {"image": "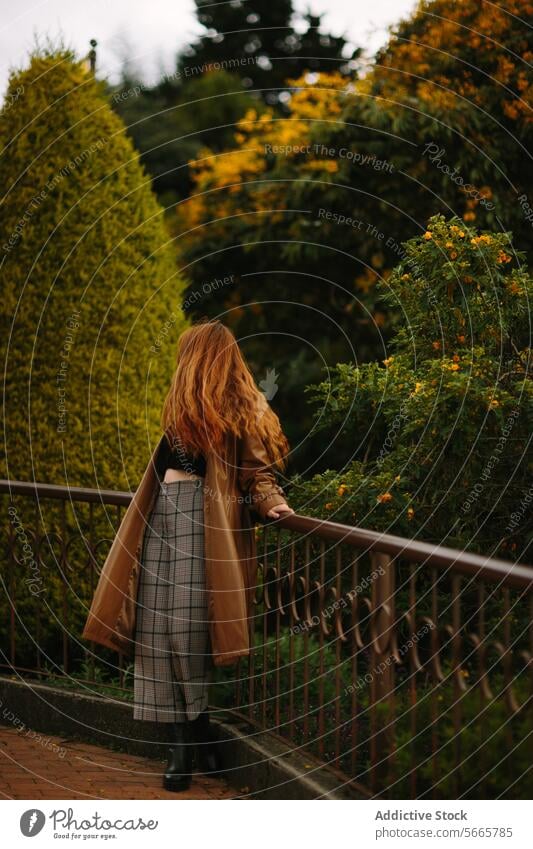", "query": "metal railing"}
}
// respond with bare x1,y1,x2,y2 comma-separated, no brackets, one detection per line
1,478,532,798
